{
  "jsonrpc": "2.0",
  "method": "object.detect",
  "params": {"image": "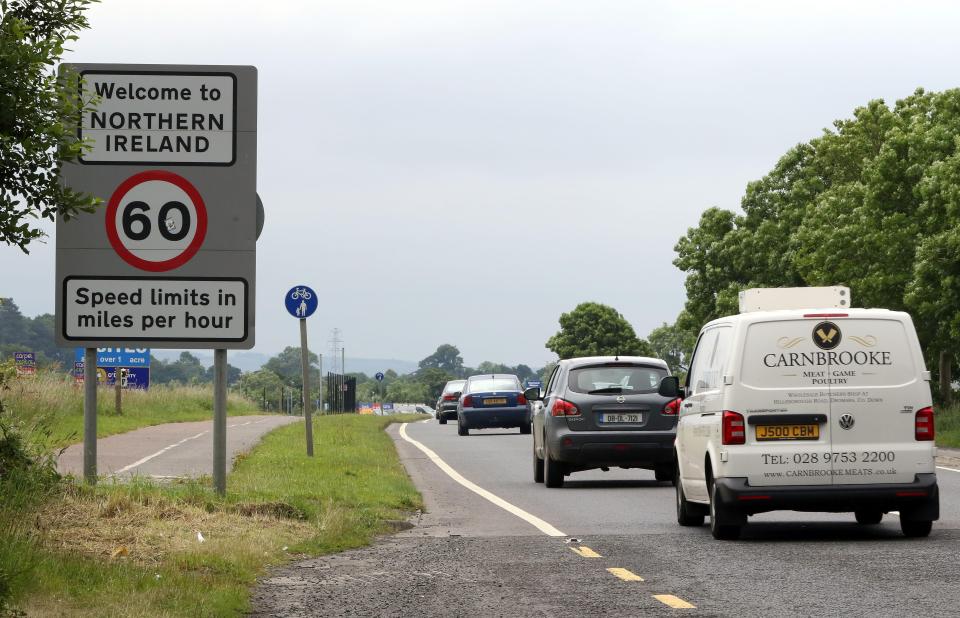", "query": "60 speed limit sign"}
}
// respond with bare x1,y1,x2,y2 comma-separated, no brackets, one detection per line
105,170,208,272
